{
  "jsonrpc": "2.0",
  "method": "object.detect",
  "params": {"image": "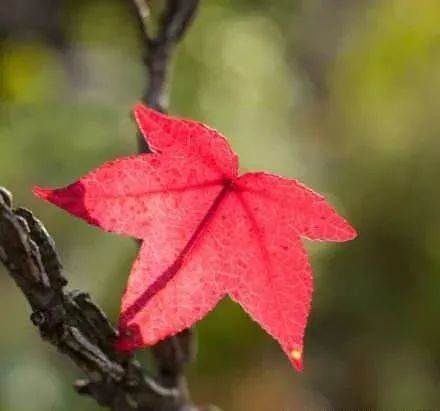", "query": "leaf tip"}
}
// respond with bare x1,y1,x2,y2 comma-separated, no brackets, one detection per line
333,217,358,242
33,186,52,201
289,347,304,372
133,102,147,116
345,223,358,241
